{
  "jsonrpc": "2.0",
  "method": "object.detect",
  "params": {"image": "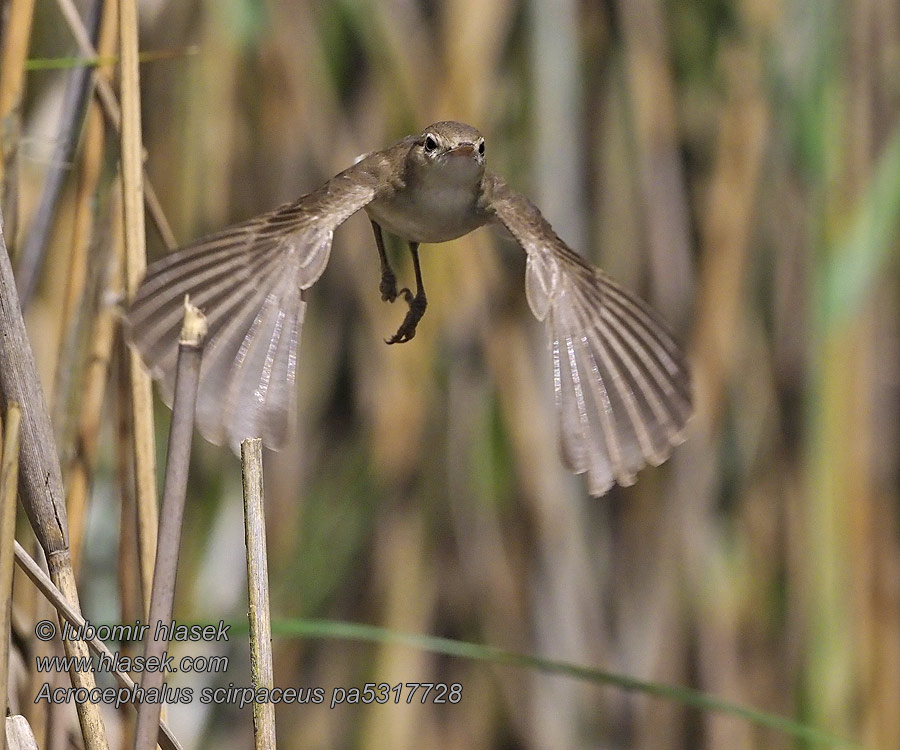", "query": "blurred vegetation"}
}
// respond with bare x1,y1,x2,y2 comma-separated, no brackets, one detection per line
2,0,899,748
